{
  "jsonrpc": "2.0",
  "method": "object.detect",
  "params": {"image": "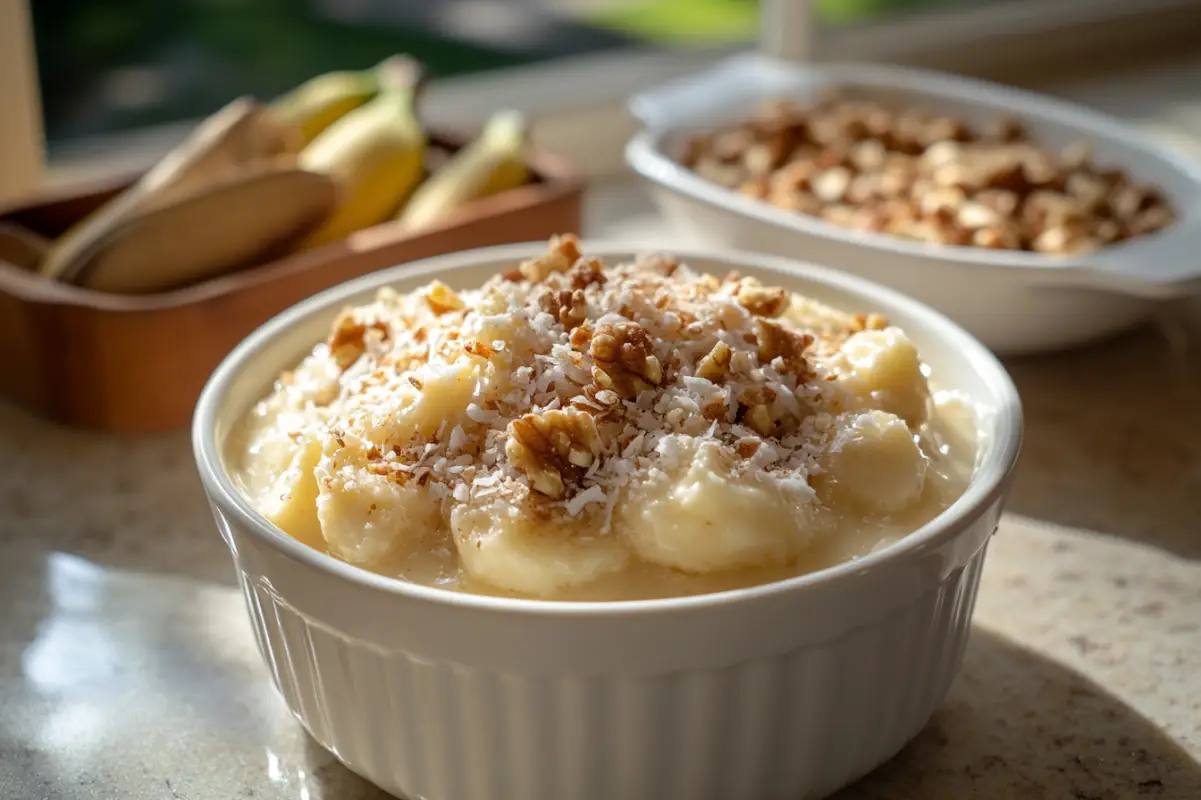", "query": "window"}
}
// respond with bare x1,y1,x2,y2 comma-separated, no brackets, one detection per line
5,0,1199,193
33,0,760,149
816,0,1013,28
